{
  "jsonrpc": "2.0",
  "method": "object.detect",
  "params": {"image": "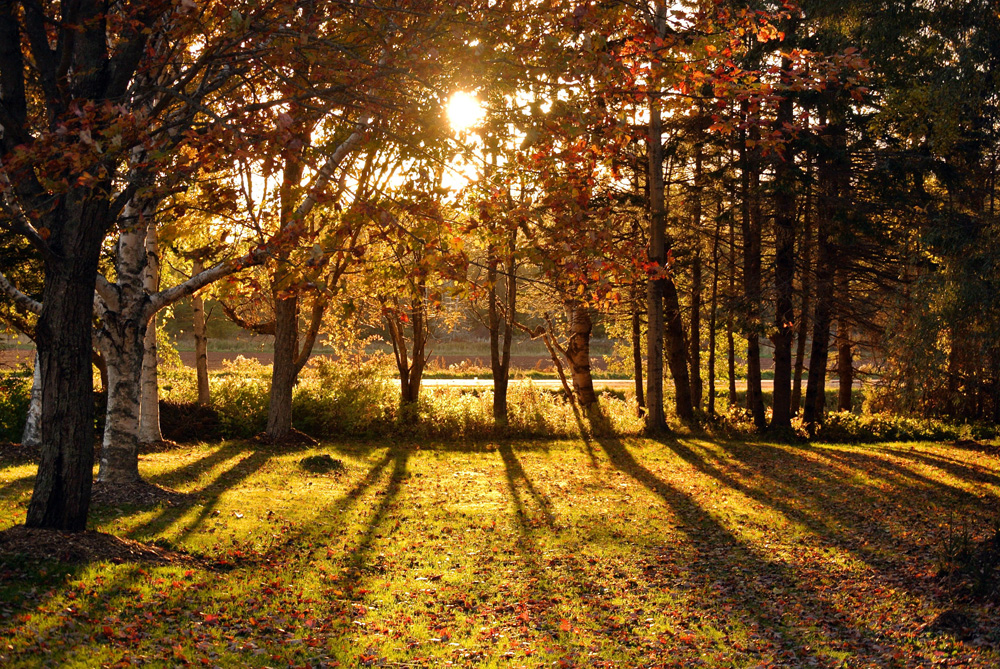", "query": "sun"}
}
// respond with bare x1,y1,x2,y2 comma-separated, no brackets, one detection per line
447,91,485,132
